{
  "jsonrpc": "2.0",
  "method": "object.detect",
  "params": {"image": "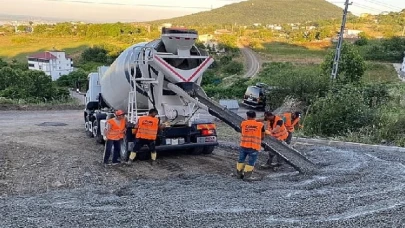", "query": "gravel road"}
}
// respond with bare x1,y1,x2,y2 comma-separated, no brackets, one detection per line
1,110,405,227
240,46,261,78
